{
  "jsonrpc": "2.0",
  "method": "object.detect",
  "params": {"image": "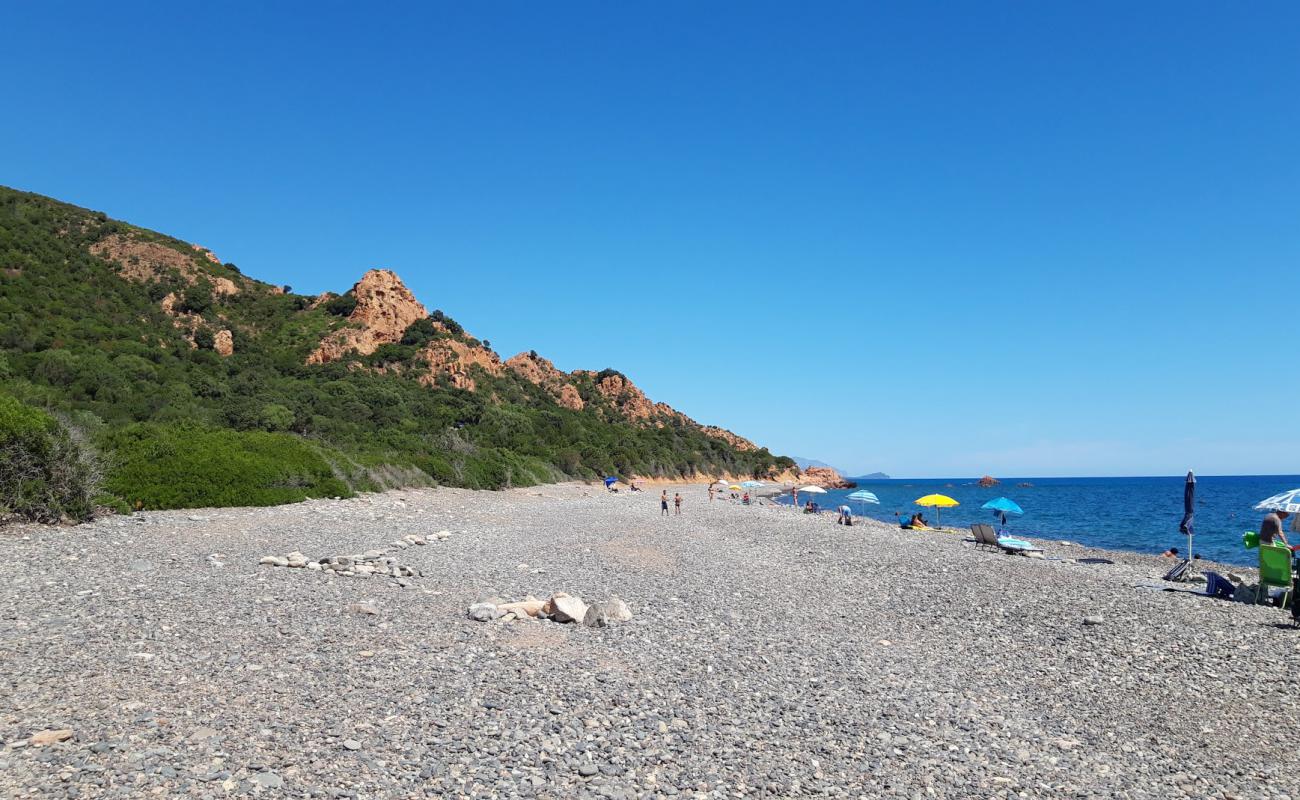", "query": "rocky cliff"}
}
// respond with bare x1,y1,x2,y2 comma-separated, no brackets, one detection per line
505,352,585,410
304,270,766,453
307,269,429,364
796,466,857,489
